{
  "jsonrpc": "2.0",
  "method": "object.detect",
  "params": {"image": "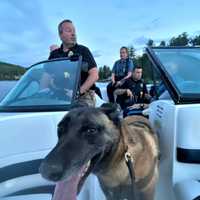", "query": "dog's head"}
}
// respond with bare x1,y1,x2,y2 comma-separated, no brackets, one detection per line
39,103,121,183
